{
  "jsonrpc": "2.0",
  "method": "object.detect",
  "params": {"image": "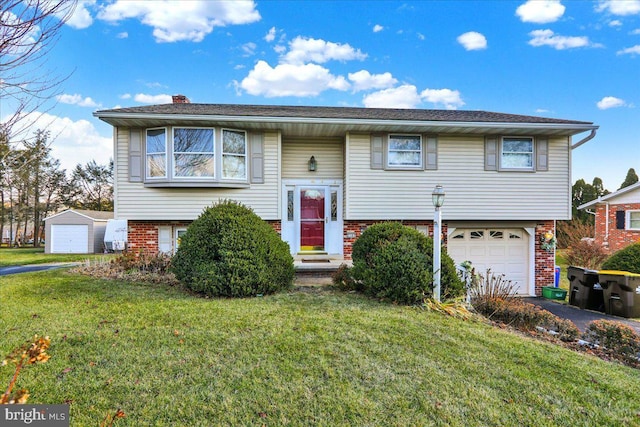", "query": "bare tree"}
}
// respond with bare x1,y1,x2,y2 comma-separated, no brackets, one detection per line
0,0,77,149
